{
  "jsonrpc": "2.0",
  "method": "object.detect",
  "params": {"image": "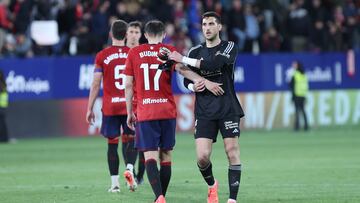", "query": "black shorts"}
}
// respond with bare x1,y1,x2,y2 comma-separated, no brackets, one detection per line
194,116,241,142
